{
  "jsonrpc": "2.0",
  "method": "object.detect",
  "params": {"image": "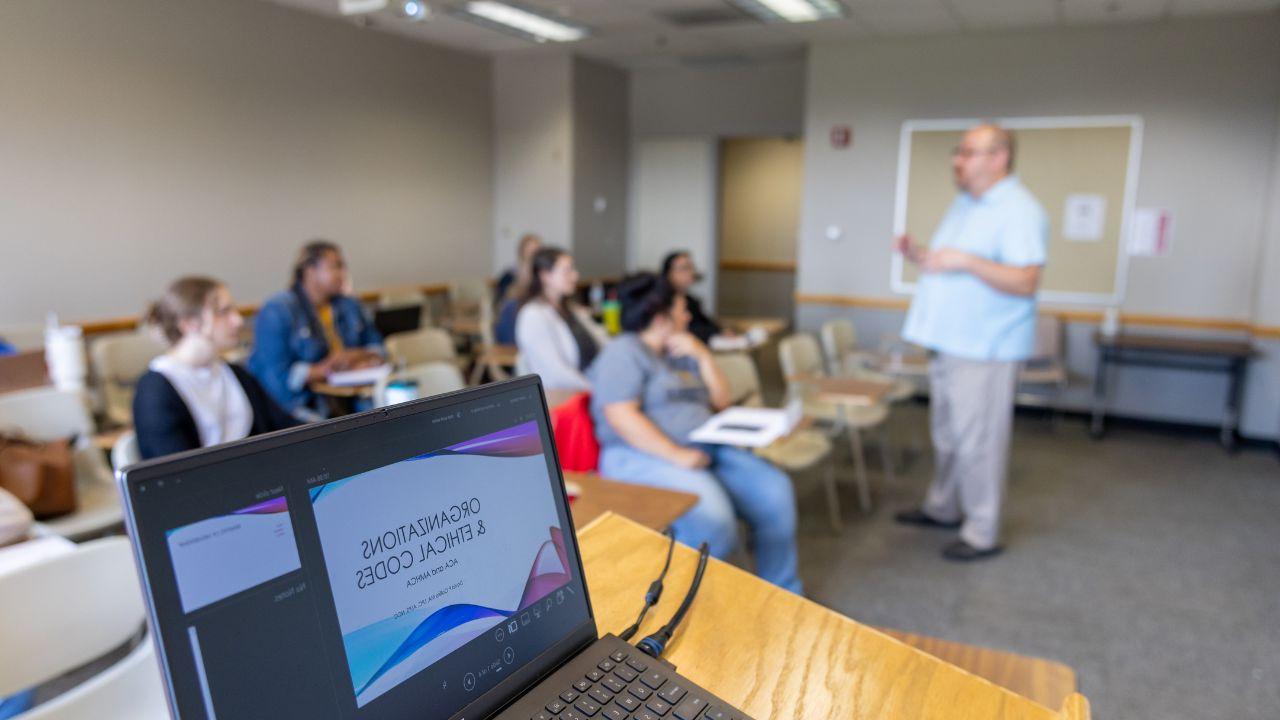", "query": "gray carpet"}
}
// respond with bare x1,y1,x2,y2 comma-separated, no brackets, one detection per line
788,405,1280,720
